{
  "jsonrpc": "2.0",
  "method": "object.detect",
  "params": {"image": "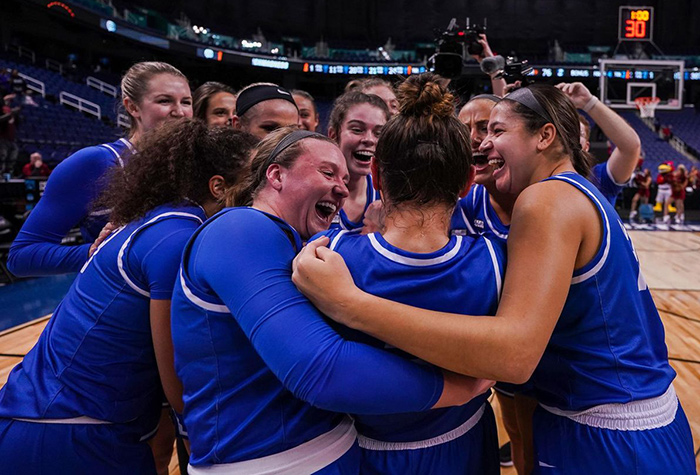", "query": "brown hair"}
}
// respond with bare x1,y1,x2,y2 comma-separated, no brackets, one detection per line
97,118,257,225
120,61,188,137
327,91,389,138
578,113,591,141
504,84,594,177
291,89,318,115
229,126,335,206
344,77,394,94
193,81,236,121
374,73,471,207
